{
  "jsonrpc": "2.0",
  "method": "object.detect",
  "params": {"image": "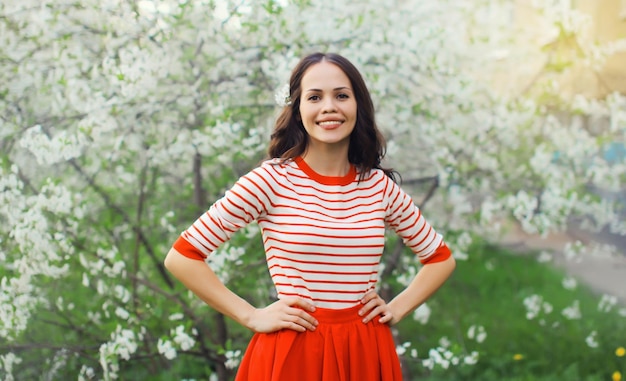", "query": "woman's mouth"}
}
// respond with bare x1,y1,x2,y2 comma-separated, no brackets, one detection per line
317,120,343,129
